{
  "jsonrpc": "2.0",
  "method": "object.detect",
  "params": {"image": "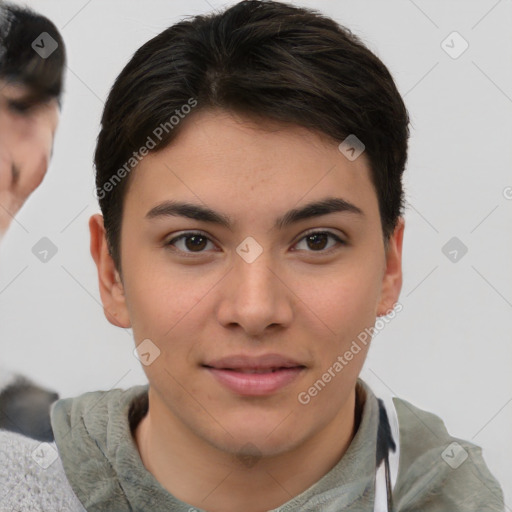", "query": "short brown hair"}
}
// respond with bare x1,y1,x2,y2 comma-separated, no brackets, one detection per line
0,3,66,102
95,0,410,273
